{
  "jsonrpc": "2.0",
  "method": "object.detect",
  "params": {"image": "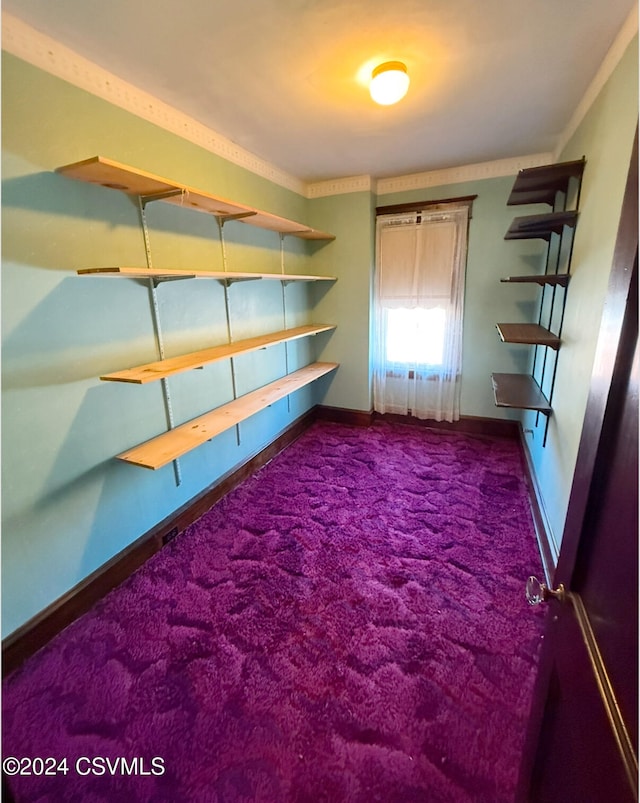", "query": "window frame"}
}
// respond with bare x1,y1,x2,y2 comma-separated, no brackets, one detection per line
376,195,476,379
375,195,477,219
